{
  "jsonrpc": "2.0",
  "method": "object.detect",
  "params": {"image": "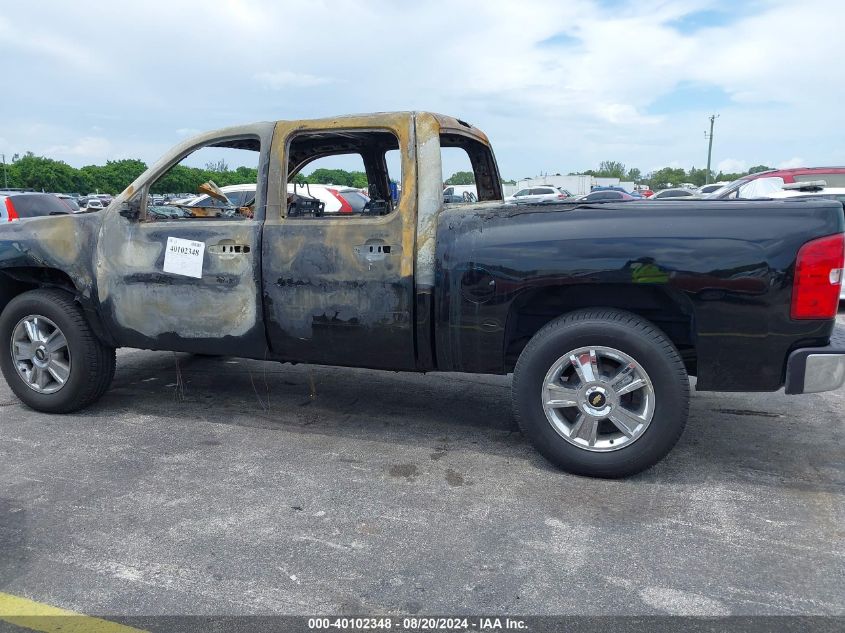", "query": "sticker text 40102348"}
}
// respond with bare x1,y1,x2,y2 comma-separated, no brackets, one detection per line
163,236,205,279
